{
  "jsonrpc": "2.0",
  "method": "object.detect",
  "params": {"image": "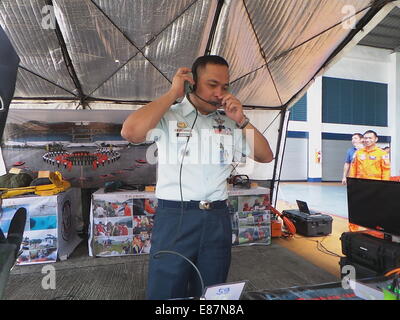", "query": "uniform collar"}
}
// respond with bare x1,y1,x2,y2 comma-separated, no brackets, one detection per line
363,146,379,153
179,96,196,117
